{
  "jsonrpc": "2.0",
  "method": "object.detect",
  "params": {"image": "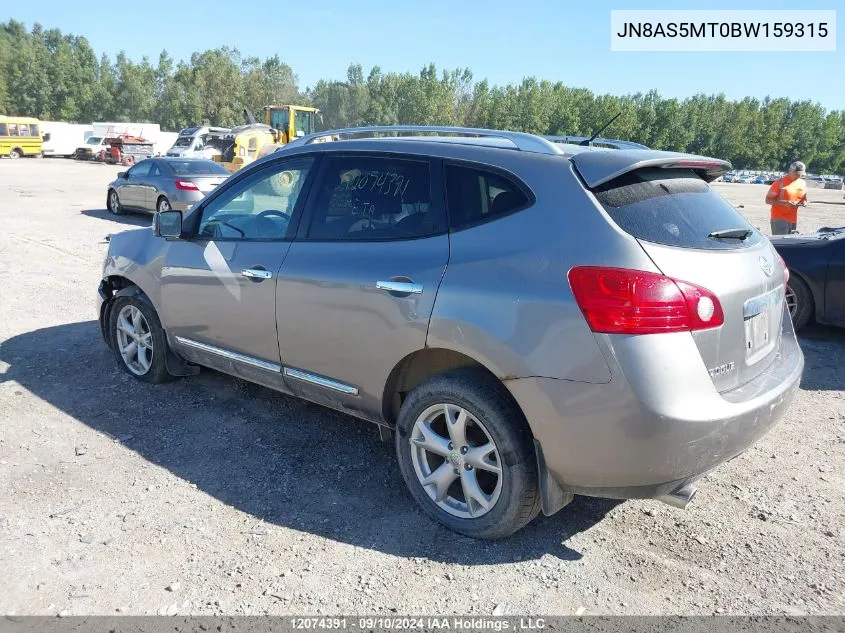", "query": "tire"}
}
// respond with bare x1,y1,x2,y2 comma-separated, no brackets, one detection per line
156,196,172,213
107,294,175,384
9,148,22,159
107,189,123,215
395,368,540,539
267,169,298,196
786,274,813,331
